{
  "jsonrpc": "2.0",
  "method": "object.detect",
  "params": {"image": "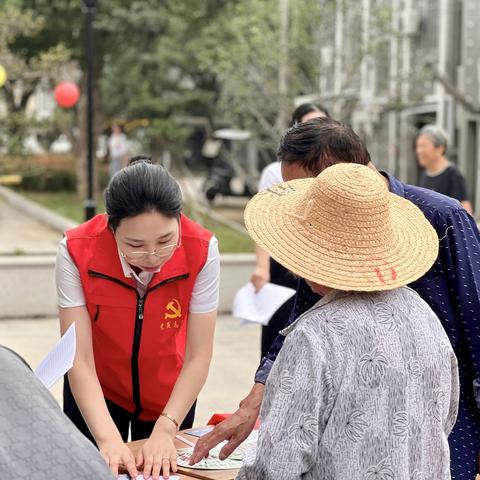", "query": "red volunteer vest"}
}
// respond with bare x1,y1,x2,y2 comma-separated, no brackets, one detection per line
66,213,213,420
